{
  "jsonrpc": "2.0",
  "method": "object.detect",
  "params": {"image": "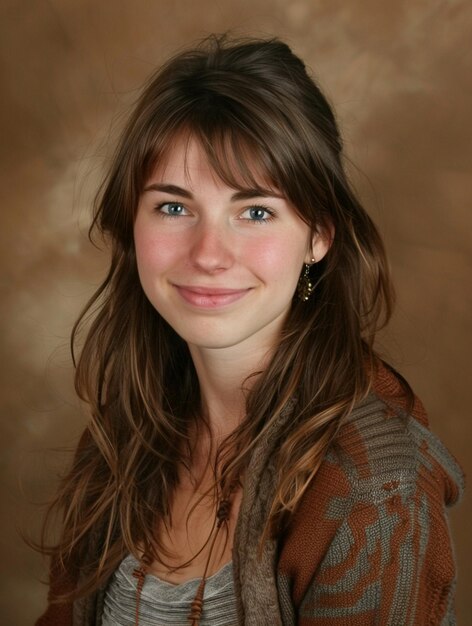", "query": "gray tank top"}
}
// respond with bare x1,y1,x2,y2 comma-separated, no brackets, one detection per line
101,554,239,625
